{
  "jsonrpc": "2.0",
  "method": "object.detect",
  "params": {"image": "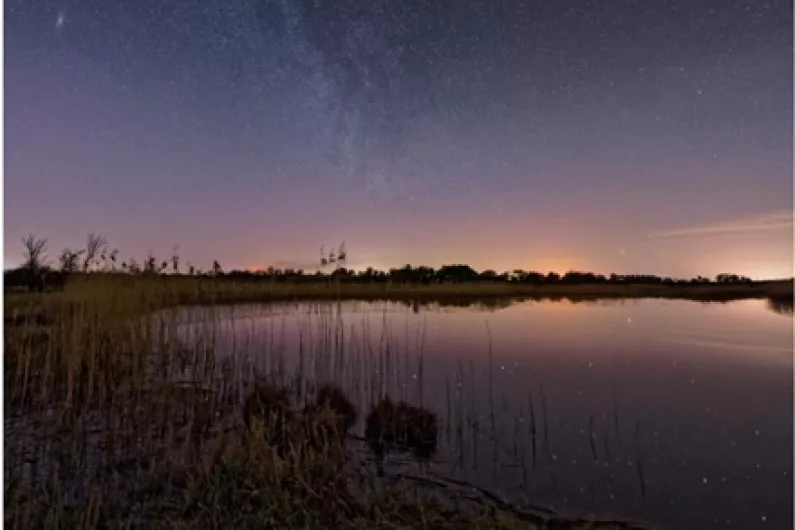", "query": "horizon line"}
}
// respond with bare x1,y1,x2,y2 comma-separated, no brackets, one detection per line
5,264,792,283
